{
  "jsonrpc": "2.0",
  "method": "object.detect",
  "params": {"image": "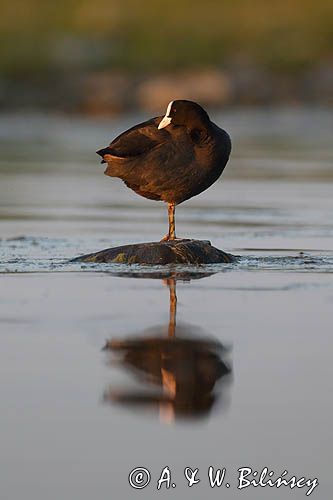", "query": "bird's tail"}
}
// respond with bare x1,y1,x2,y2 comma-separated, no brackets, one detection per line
96,147,129,177
96,147,112,164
